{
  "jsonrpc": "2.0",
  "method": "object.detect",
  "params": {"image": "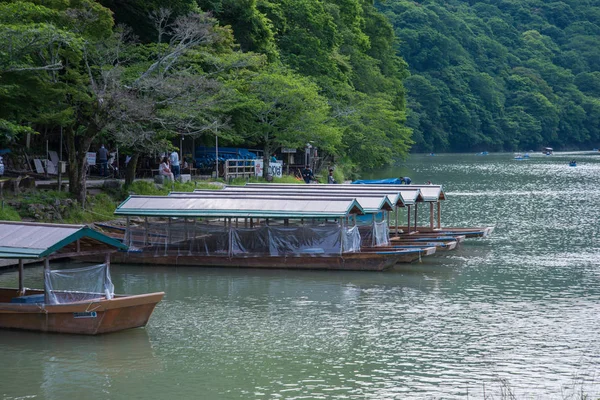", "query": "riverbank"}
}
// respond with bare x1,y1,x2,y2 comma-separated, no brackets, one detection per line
0,174,309,224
